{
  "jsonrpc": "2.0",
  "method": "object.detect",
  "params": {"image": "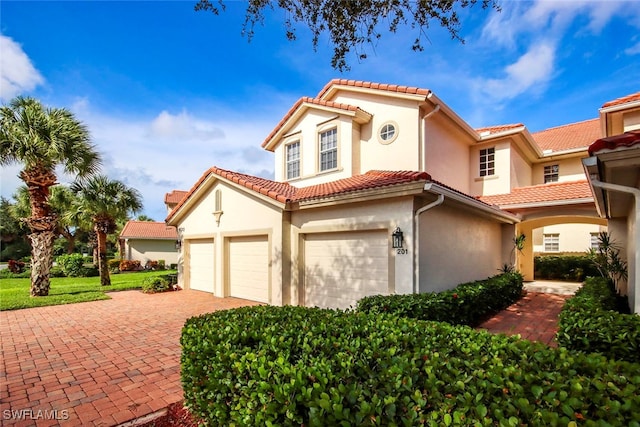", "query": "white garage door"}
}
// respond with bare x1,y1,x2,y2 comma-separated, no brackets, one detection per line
188,239,215,293
228,235,269,303
304,230,389,309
